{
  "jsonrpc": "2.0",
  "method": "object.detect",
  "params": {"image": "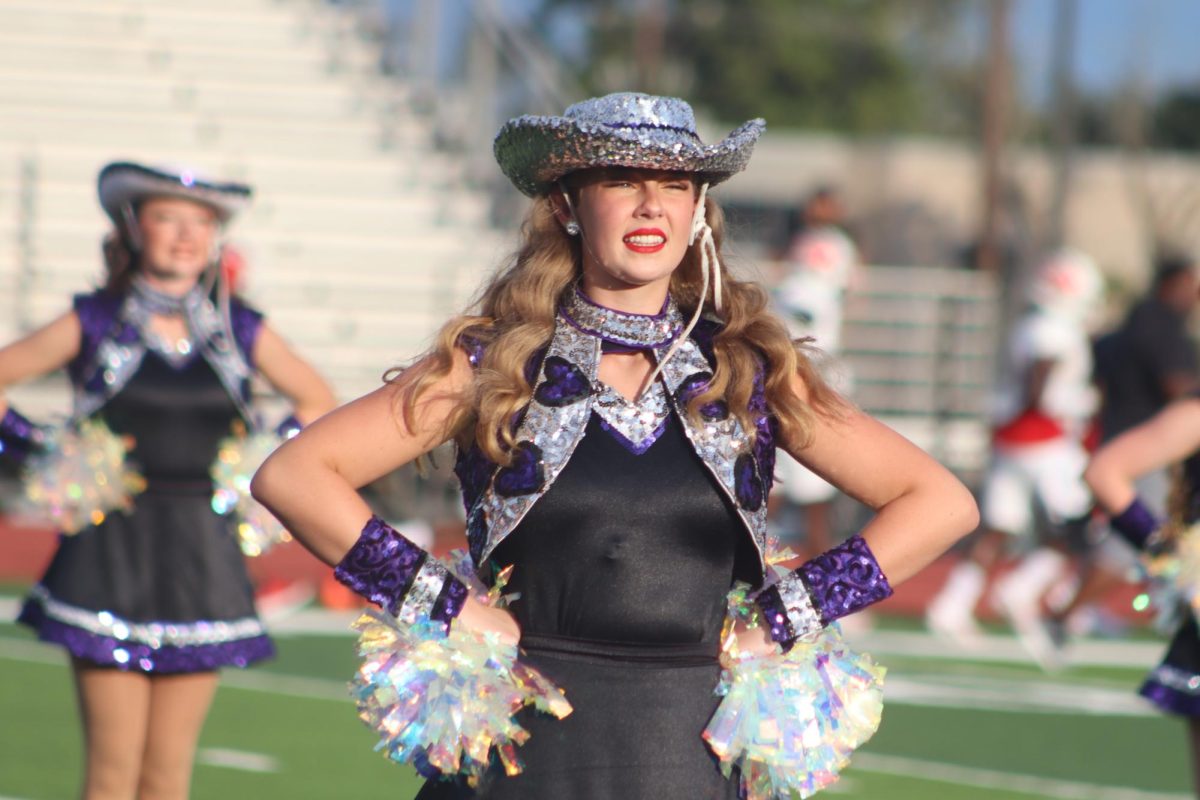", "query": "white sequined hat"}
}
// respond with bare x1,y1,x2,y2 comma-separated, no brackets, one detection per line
98,161,252,225
494,92,765,197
